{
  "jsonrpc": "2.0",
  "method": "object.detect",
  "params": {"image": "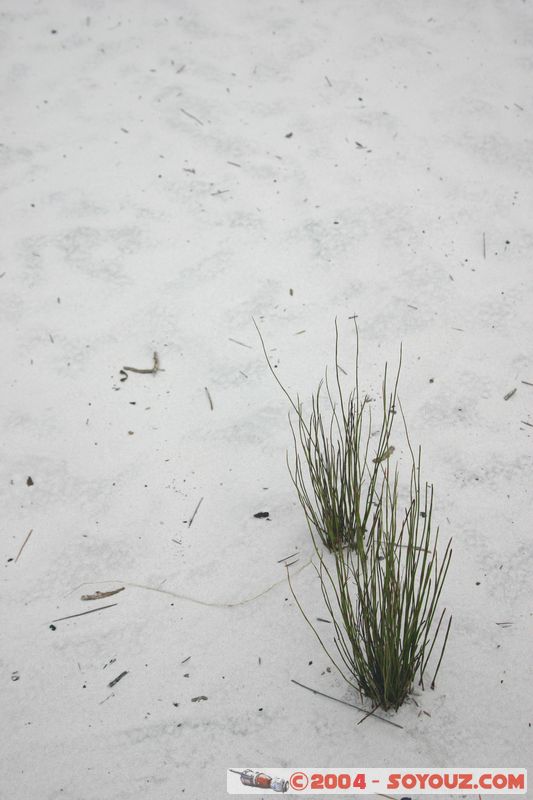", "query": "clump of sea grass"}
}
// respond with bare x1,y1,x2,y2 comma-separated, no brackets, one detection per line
256,319,452,711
